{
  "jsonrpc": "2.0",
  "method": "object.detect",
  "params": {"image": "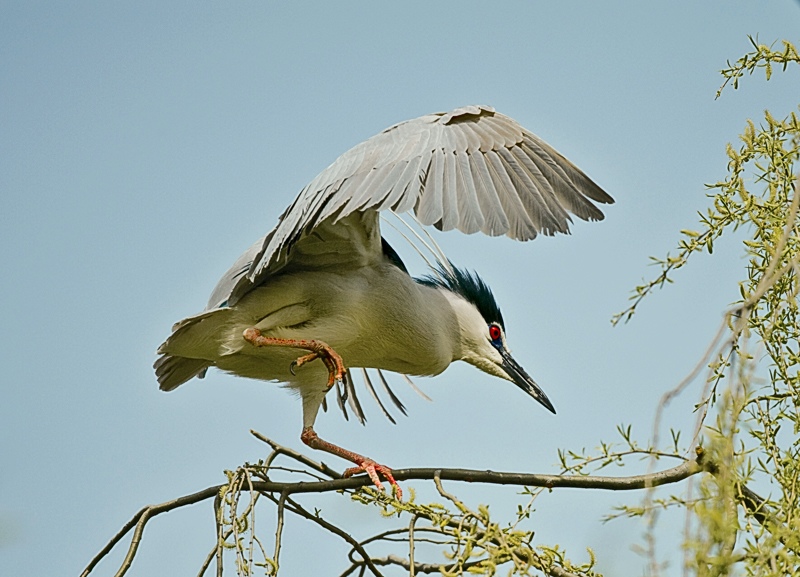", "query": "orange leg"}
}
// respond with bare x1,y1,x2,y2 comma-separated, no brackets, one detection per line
301,426,402,500
242,327,402,498
242,327,346,389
